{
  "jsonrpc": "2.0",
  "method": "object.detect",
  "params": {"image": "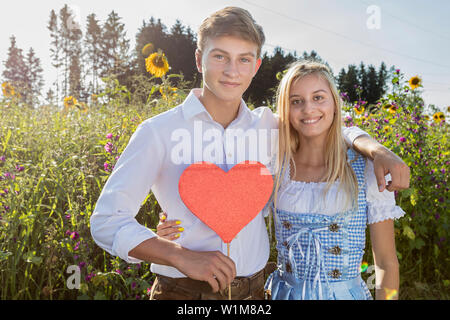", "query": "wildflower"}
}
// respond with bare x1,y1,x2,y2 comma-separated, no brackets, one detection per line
159,86,178,100
115,269,122,275
432,112,445,123
141,43,155,57
399,137,406,143
0,155,5,161
104,142,113,153
1,82,15,97
78,261,86,269
73,242,80,251
388,105,397,114
383,104,392,111
131,282,137,290
106,133,113,139
145,50,170,78
70,231,79,240
64,96,78,109
354,105,364,115
15,165,24,172
104,162,109,171
408,76,421,90
383,126,392,134
395,69,400,74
